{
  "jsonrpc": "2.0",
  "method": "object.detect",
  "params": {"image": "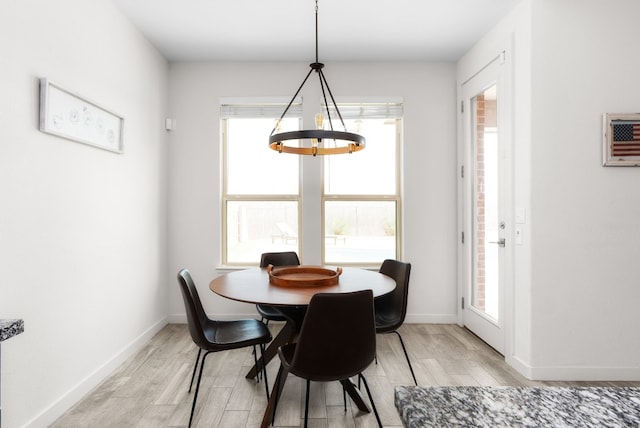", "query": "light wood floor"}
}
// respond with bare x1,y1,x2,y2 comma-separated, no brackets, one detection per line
51,323,640,427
